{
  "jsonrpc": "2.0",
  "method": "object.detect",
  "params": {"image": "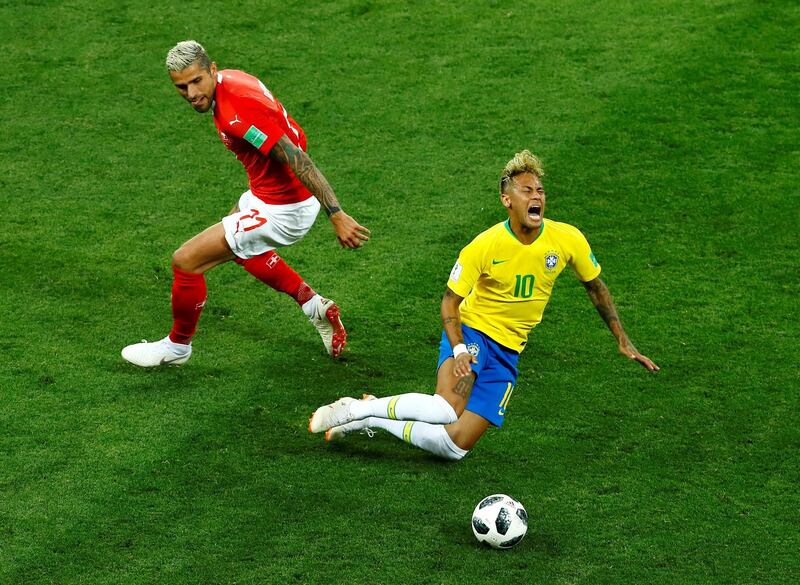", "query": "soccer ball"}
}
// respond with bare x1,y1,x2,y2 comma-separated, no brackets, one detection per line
471,494,528,549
